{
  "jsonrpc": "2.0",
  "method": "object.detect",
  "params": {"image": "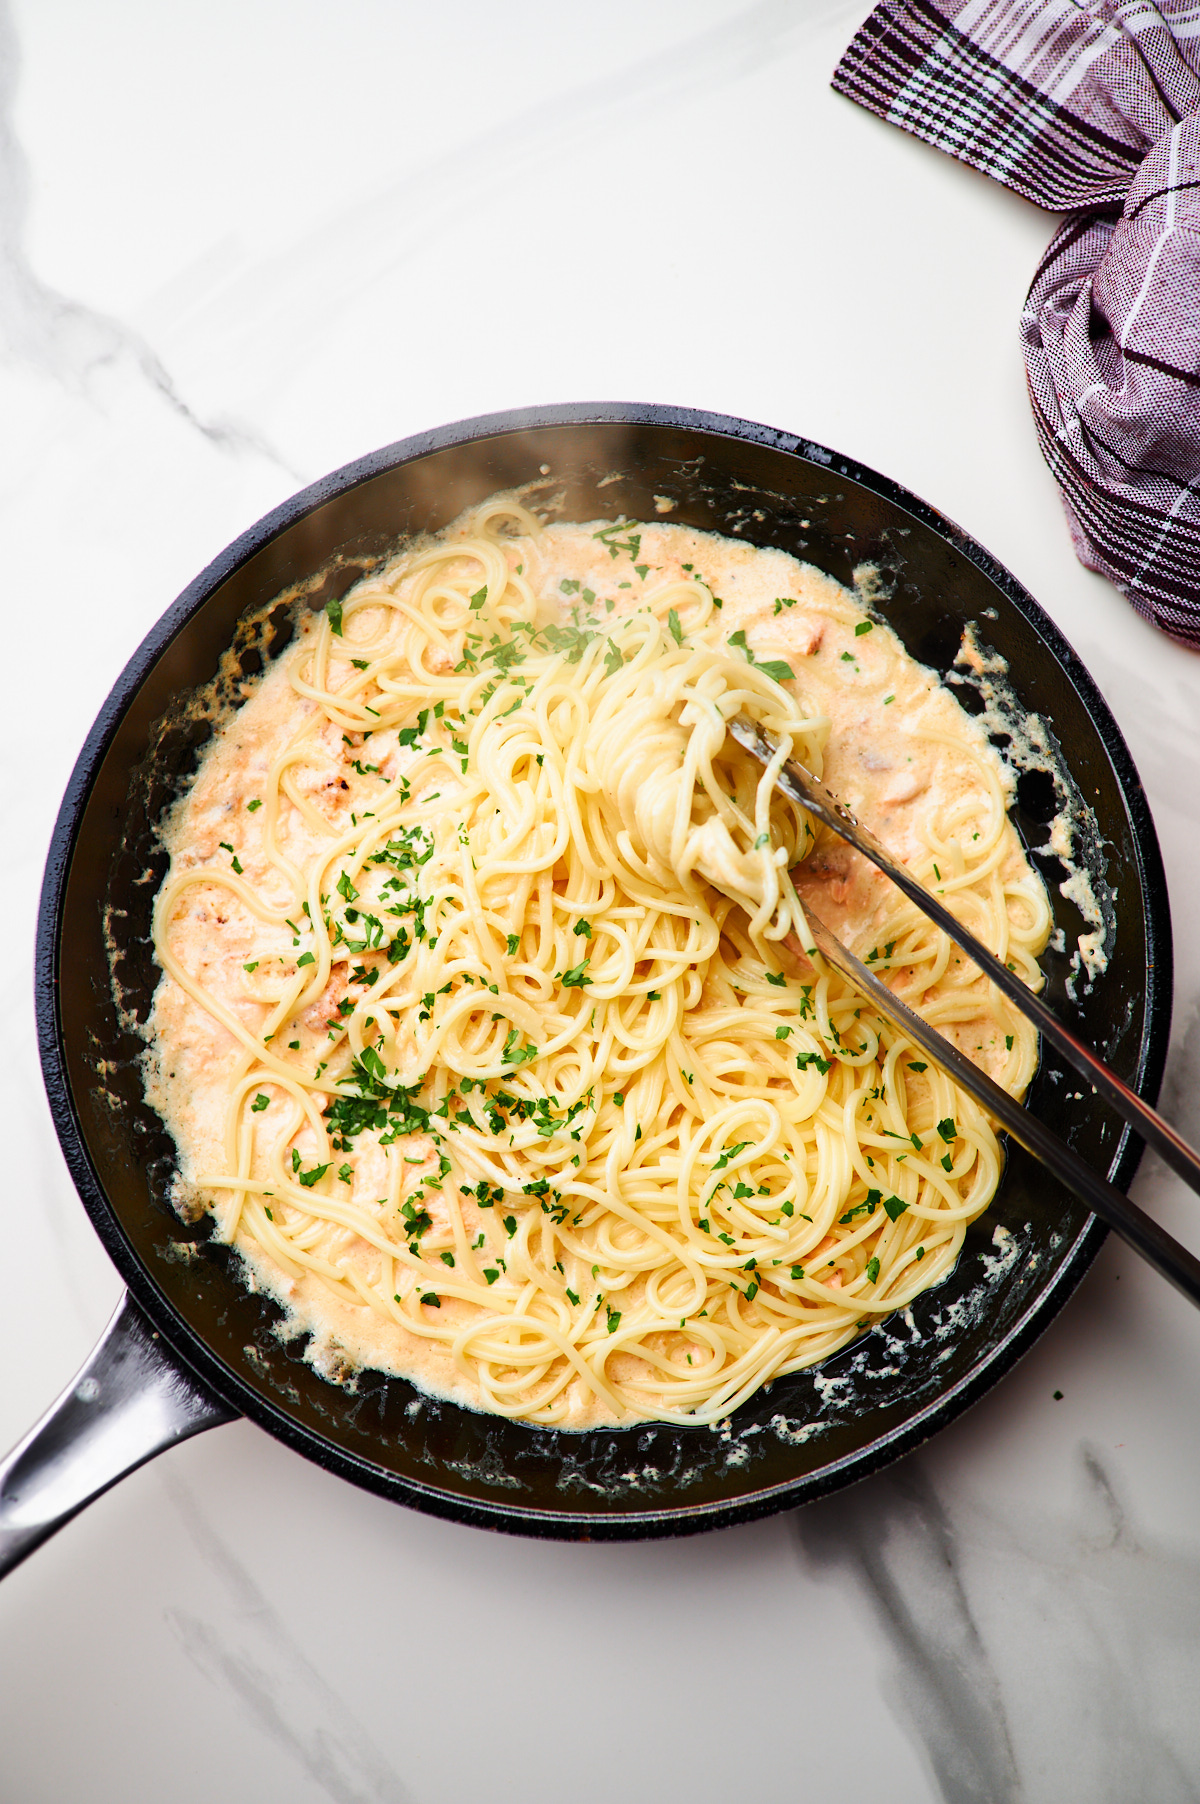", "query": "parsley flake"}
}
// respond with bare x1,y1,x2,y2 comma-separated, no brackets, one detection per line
726,628,794,685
